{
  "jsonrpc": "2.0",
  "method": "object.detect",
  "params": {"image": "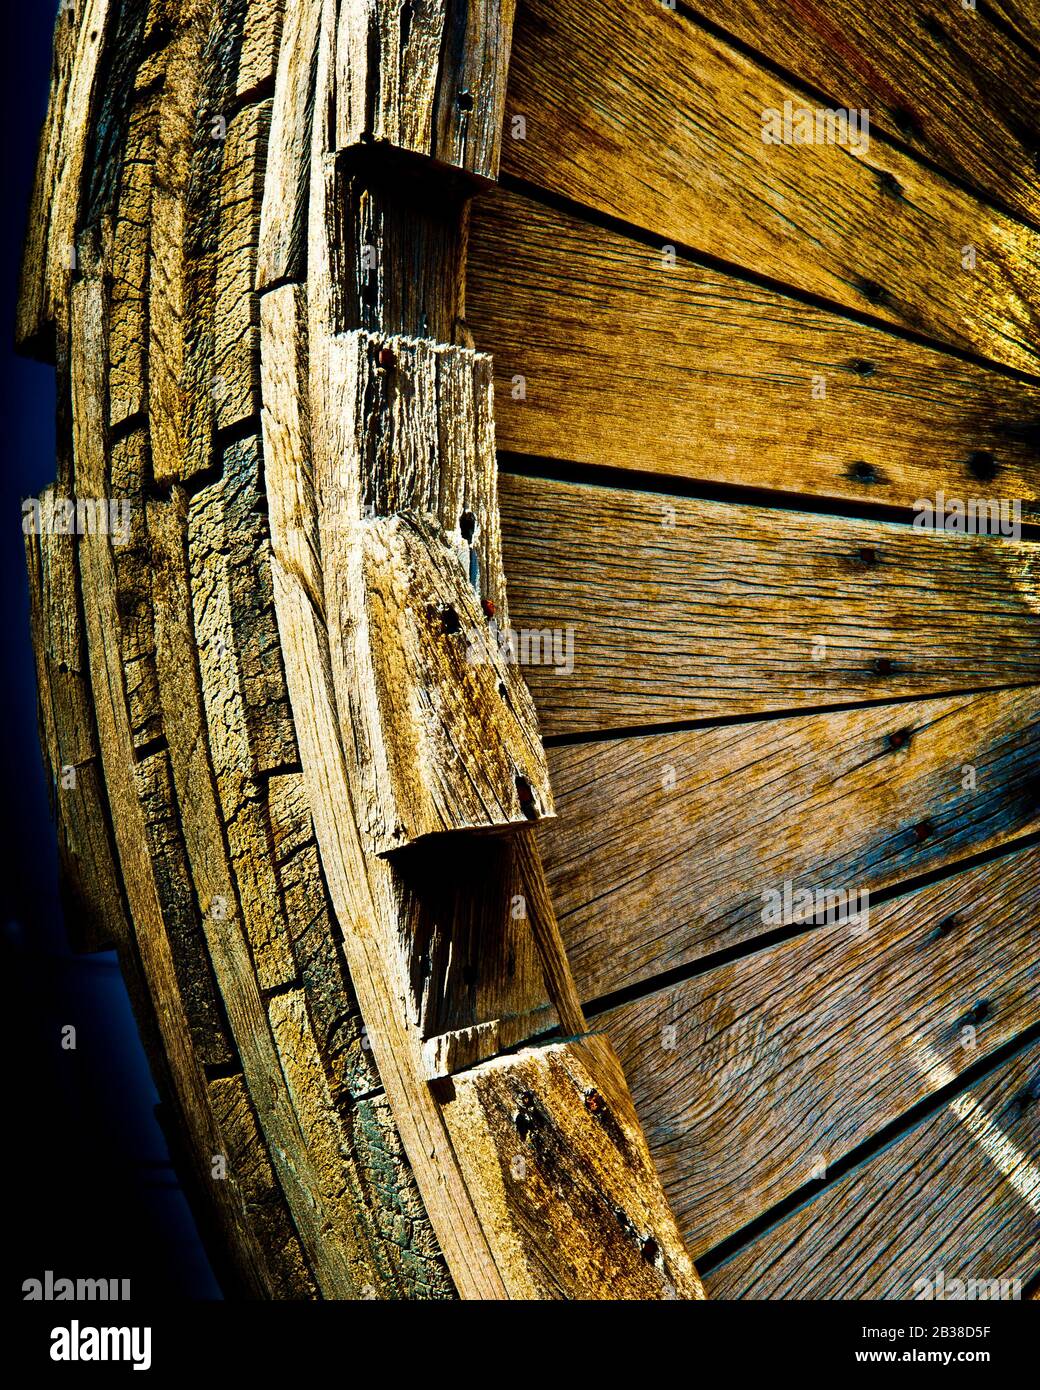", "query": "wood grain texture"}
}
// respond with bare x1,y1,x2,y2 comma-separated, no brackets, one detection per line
502,0,1040,372
316,330,553,853
500,473,1040,738
24,514,128,955
256,0,323,287
600,844,1040,1256
440,1033,705,1298
257,5,697,1293
682,0,1040,227
70,259,276,1298
335,0,516,179
21,0,462,1297
707,1035,1040,1299
470,189,1040,515
543,687,1040,1002
16,0,112,357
